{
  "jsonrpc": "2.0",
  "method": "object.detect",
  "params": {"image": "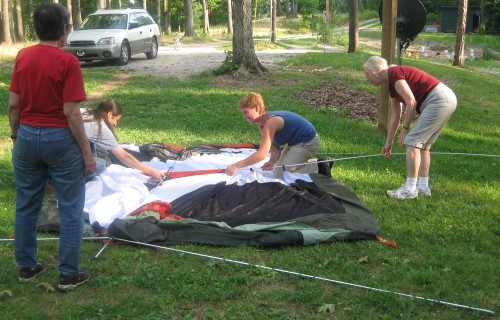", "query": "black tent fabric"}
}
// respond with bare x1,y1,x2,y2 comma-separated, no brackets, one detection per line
169,179,346,227
107,174,381,247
